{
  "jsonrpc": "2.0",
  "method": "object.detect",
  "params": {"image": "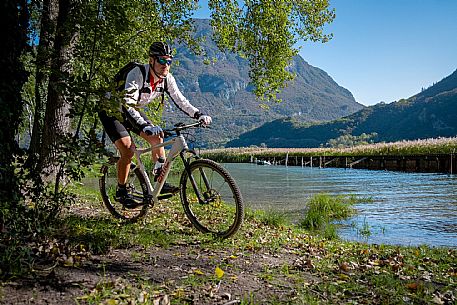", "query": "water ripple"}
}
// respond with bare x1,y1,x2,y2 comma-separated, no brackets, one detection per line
223,163,457,248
